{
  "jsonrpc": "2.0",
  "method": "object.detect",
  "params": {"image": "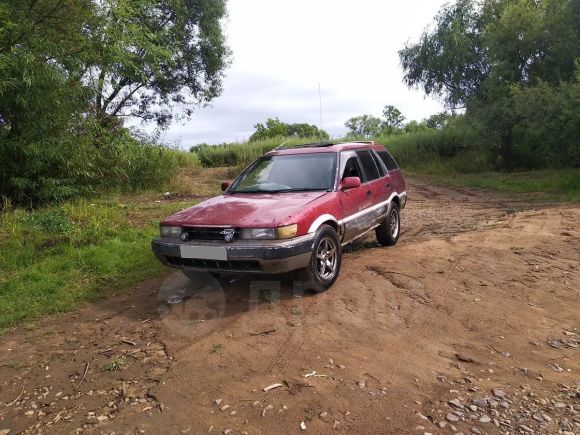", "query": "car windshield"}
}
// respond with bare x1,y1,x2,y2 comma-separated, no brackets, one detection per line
229,153,337,193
